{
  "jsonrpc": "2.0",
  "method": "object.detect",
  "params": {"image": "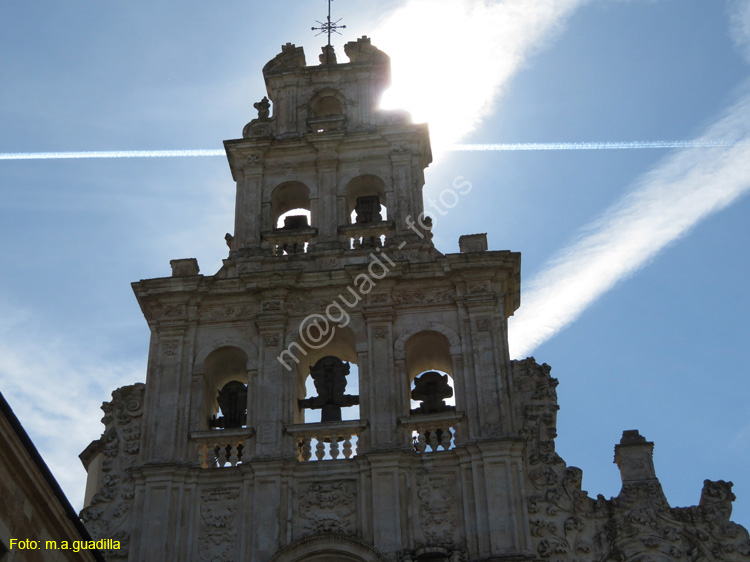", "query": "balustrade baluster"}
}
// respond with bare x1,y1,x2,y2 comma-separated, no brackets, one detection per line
416,429,427,453
217,443,228,467
440,427,453,450
315,438,326,461
343,437,353,458
229,443,239,466
427,426,439,451
330,436,340,459
300,438,312,461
